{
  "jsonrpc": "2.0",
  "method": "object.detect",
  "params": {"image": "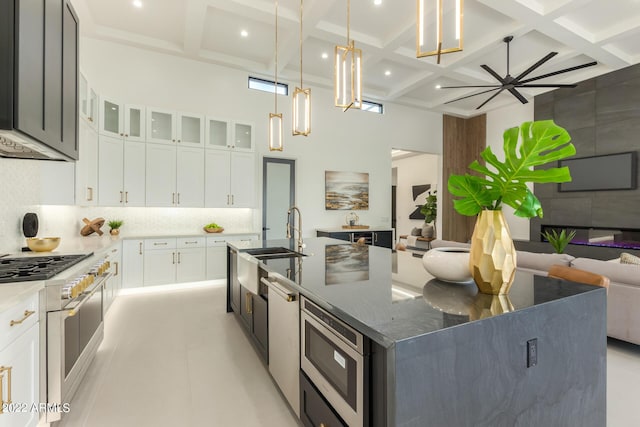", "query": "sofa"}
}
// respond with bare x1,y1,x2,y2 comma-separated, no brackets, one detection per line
428,239,640,345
